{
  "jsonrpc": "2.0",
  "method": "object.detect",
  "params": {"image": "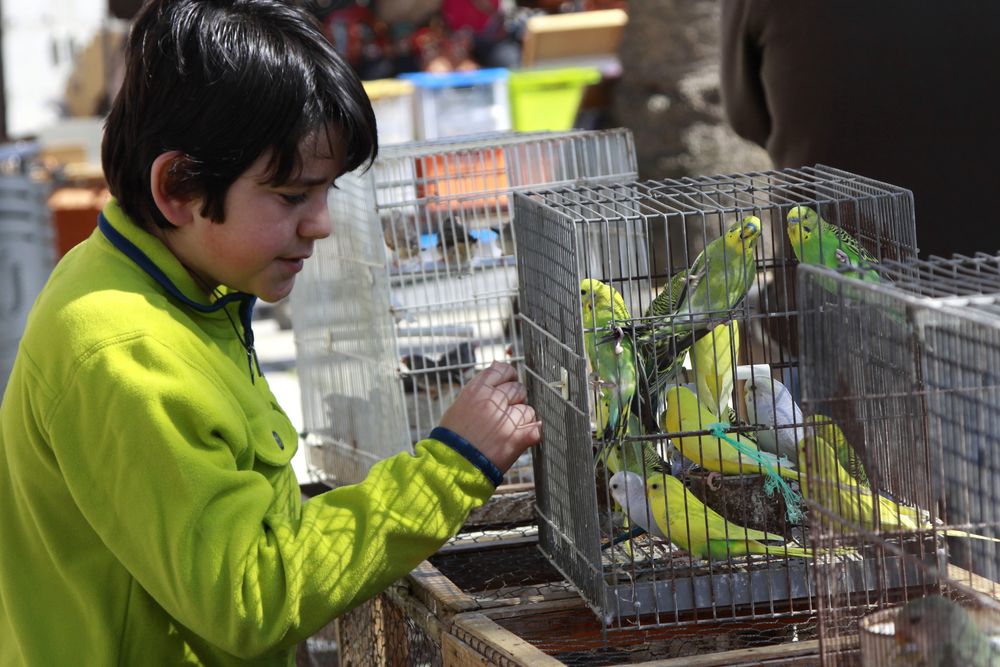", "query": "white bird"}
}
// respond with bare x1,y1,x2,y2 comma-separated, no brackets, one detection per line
743,373,802,461
608,471,667,540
